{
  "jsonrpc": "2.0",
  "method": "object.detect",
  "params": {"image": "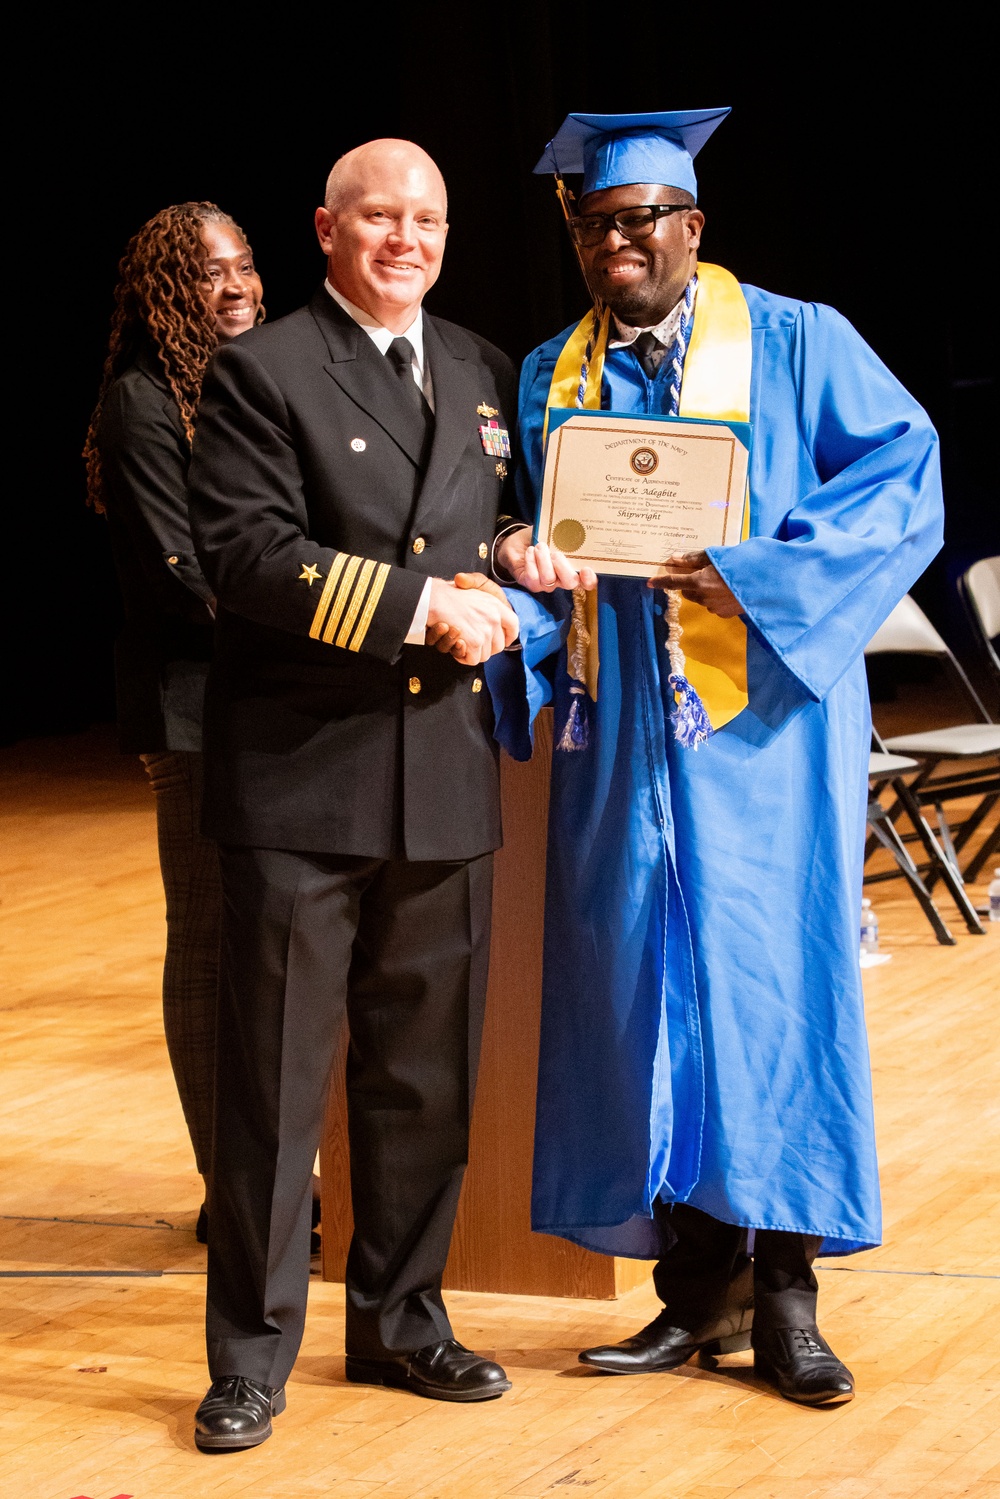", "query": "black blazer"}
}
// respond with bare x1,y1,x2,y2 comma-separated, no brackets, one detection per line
188,288,518,861
97,346,214,753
